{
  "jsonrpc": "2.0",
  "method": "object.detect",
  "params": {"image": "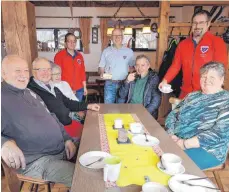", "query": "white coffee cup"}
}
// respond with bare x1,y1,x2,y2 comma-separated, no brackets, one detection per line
103,156,121,182
114,119,123,129
130,123,143,133
162,84,171,92
142,182,167,192
161,153,182,173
